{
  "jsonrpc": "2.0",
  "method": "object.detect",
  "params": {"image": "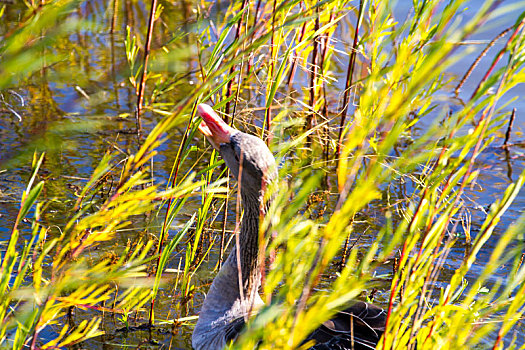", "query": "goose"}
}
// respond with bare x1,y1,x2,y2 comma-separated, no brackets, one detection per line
192,103,386,350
